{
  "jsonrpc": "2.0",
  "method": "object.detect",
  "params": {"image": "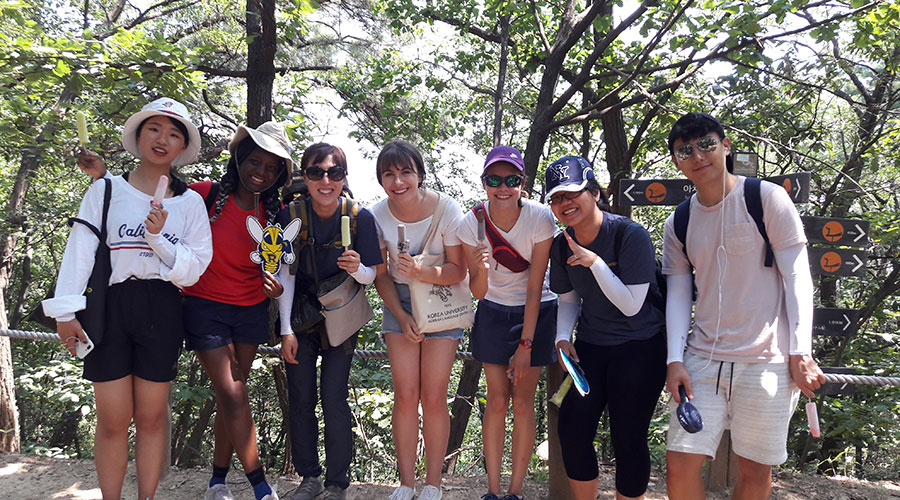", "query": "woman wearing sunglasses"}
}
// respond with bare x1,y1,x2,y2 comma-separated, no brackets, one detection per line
456,146,557,500
370,140,467,500
545,156,666,500
276,143,383,500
